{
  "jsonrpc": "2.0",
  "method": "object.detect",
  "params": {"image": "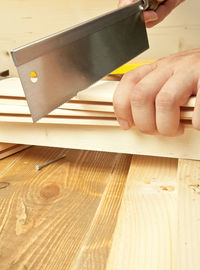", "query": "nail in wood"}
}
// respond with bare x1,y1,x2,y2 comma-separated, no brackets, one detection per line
35,154,66,171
